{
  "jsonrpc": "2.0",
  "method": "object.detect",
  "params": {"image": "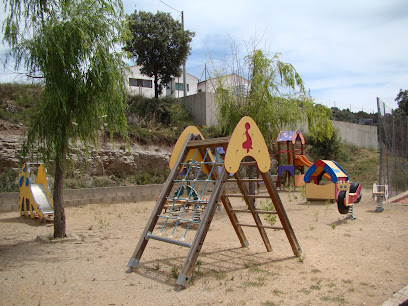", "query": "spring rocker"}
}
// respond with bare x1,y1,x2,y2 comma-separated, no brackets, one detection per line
127,117,302,290
372,183,389,212
304,160,362,219
18,162,54,220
